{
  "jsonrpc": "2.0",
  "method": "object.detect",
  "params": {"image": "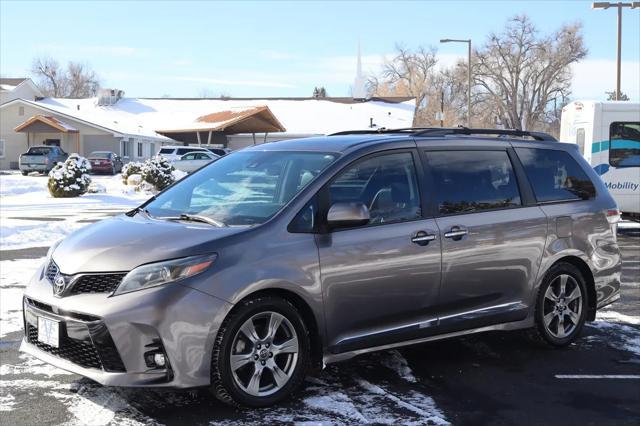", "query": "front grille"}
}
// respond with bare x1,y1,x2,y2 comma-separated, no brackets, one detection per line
27,324,102,370
45,260,59,283
26,322,126,372
69,274,126,295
